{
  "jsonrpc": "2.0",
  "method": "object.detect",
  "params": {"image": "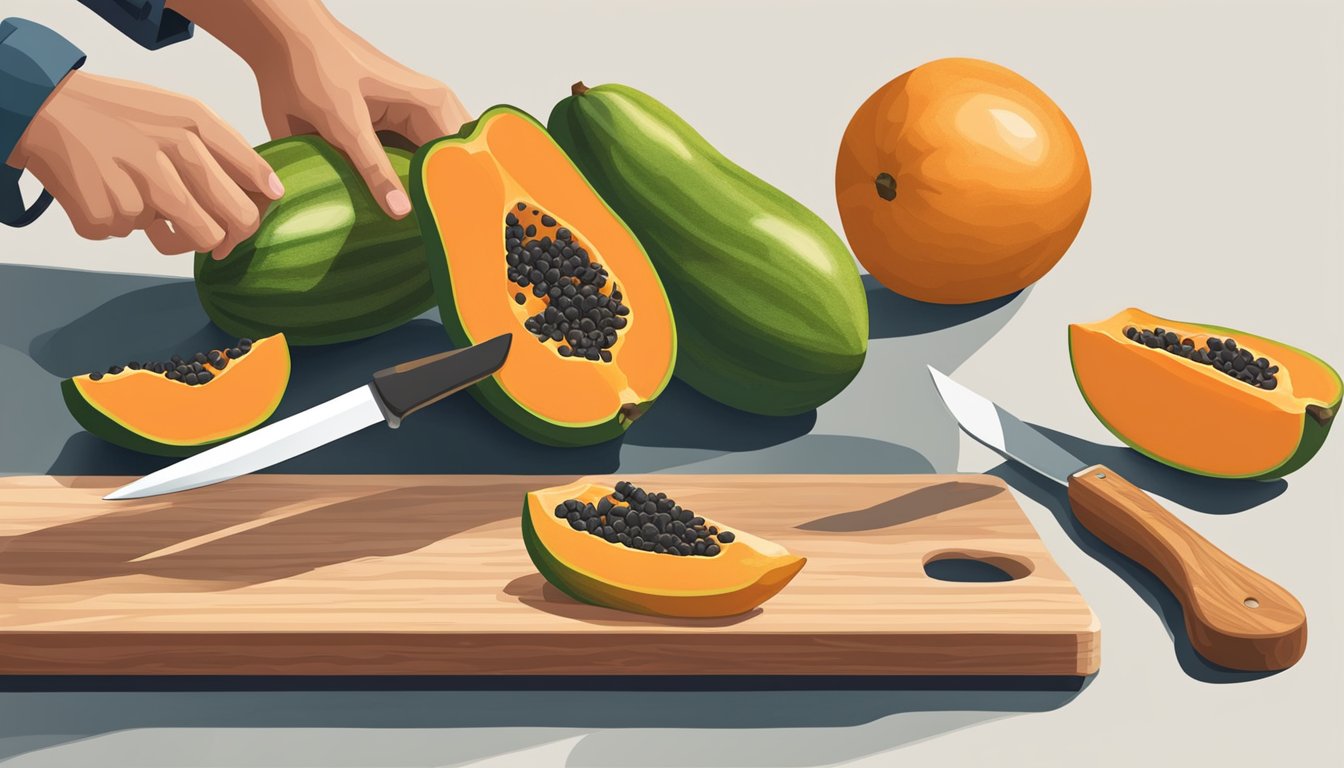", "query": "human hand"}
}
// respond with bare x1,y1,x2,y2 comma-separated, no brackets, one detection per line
9,71,283,258
170,0,470,219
